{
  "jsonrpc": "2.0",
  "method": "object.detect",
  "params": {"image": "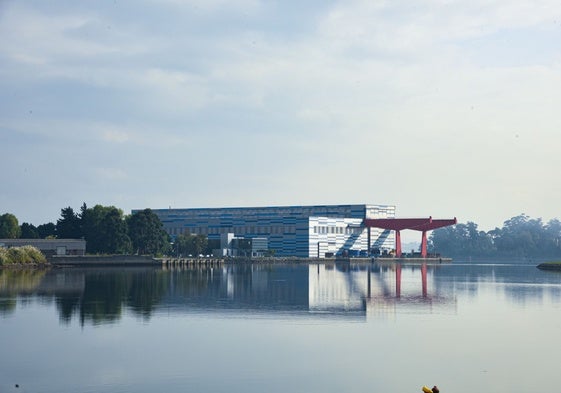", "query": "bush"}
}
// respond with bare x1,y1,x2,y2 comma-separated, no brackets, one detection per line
8,247,31,264
0,246,47,265
20,245,47,264
0,248,9,265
